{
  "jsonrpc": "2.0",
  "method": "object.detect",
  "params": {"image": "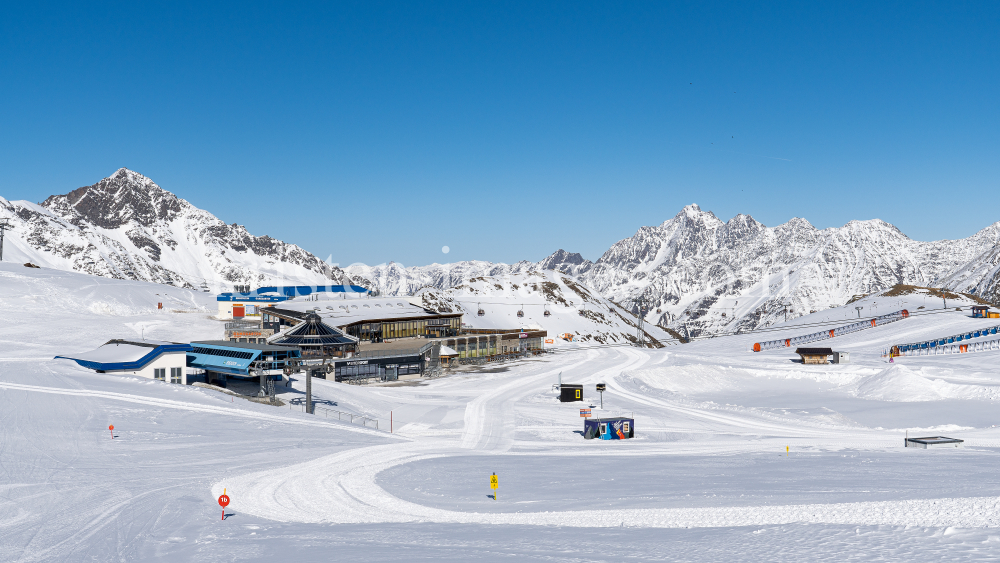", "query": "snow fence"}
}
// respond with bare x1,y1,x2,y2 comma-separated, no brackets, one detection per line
887,324,1000,357
752,309,909,352
886,337,1000,357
